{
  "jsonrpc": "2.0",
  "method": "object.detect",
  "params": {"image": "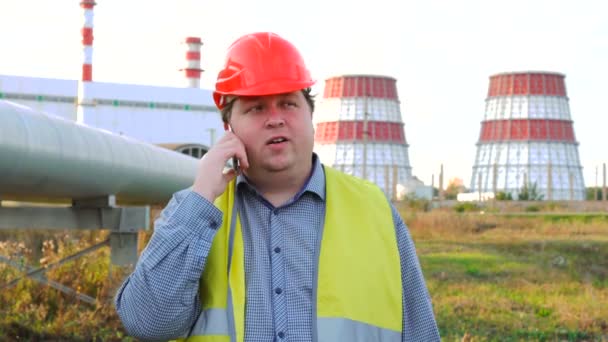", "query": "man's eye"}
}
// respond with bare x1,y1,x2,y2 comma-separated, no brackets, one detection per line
246,105,263,113
283,102,297,108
